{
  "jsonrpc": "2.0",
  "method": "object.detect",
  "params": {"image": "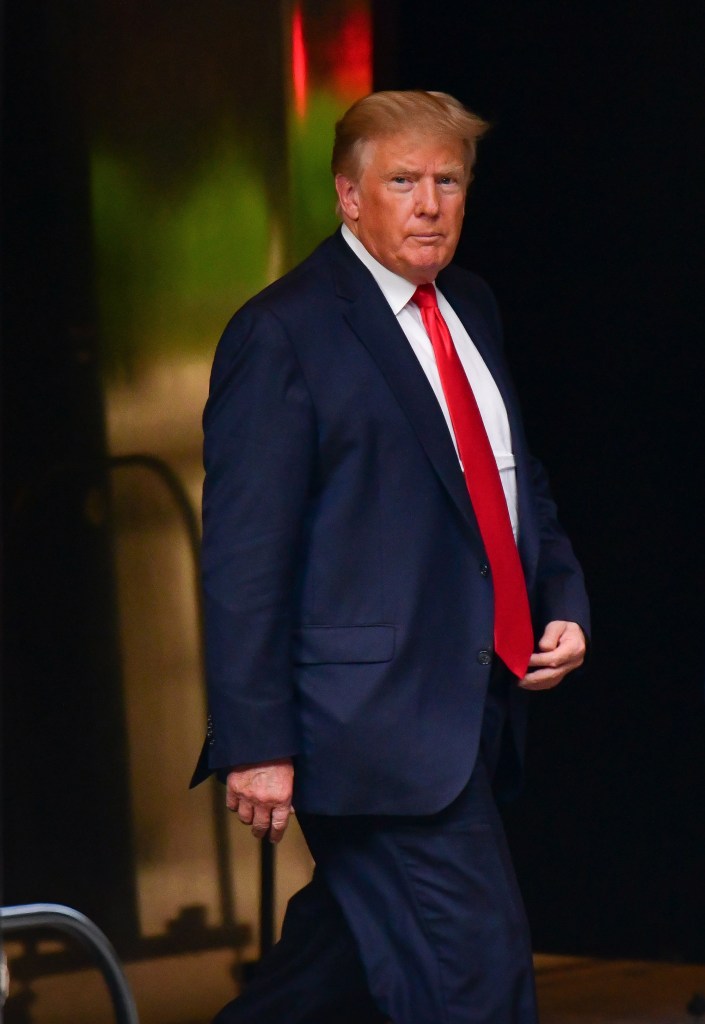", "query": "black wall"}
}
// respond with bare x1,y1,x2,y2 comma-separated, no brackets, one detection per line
1,1,139,940
375,0,705,959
